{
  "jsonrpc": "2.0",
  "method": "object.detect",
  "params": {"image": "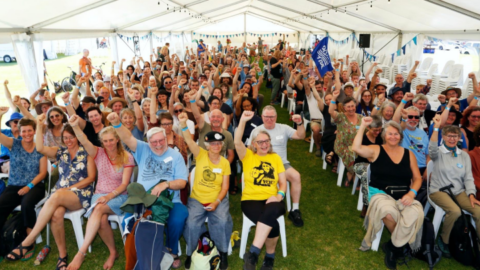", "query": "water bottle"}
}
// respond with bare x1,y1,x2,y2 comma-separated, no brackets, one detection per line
34,245,51,265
